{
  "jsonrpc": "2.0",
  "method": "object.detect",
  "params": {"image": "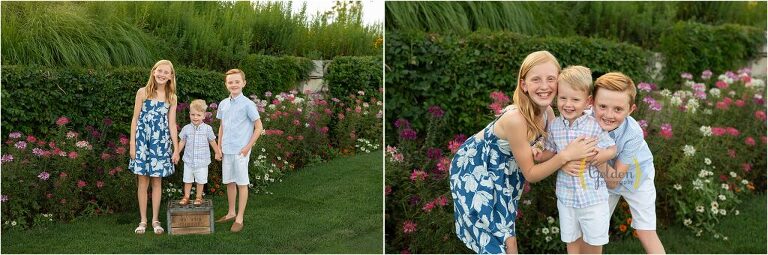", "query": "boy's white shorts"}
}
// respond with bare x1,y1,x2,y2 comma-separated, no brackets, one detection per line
183,164,209,184
222,153,250,185
557,199,610,246
609,184,657,230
